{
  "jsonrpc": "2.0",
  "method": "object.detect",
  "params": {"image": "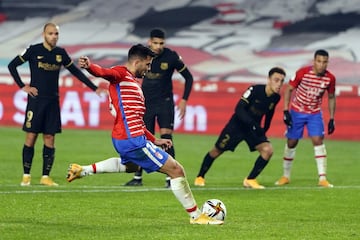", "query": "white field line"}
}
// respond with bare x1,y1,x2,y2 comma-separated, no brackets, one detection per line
1,185,360,194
